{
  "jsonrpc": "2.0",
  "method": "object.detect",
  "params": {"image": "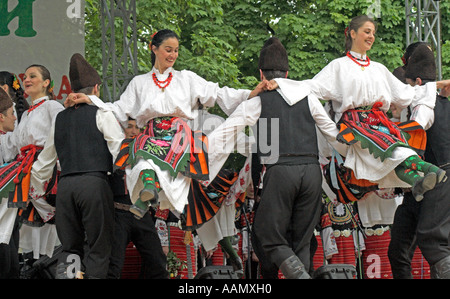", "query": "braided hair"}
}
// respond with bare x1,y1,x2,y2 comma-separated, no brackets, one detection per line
0,71,29,122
